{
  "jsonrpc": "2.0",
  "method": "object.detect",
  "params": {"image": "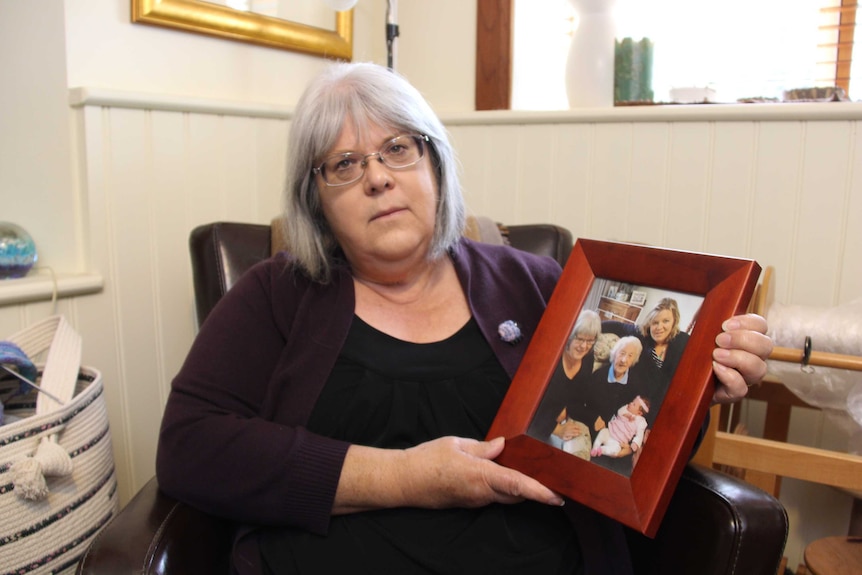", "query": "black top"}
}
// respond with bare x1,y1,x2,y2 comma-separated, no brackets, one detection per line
526,353,595,441
258,316,582,574
600,321,690,393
